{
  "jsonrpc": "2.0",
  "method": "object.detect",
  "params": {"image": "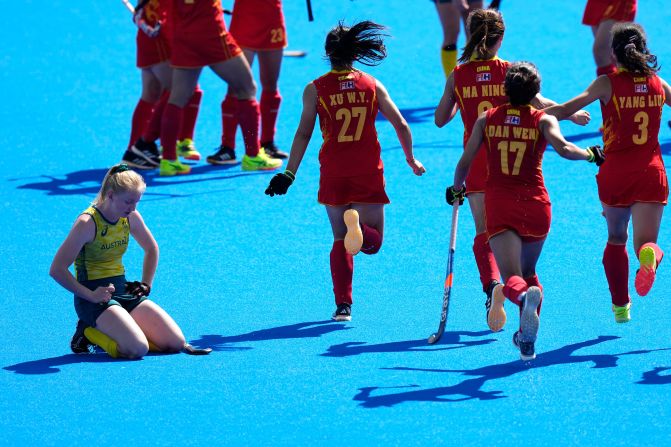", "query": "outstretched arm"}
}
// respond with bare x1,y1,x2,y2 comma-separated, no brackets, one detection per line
128,210,158,288
377,80,425,175
435,72,459,128
543,76,612,121
660,77,671,107
285,83,318,175
531,93,590,126
540,115,594,161
453,113,485,188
